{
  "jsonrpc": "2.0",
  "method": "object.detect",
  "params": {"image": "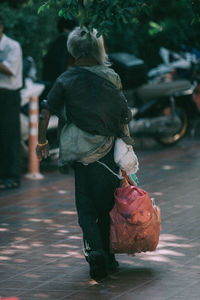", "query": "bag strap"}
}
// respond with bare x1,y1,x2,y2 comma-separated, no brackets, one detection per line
96,161,123,180
96,161,136,186
121,170,136,186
